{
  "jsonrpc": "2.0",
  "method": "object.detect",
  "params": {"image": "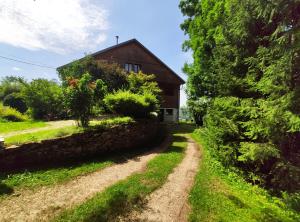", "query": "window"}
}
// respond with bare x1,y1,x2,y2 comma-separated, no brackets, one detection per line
124,63,141,73
133,64,141,73
125,63,129,71
129,64,133,72
124,63,132,72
